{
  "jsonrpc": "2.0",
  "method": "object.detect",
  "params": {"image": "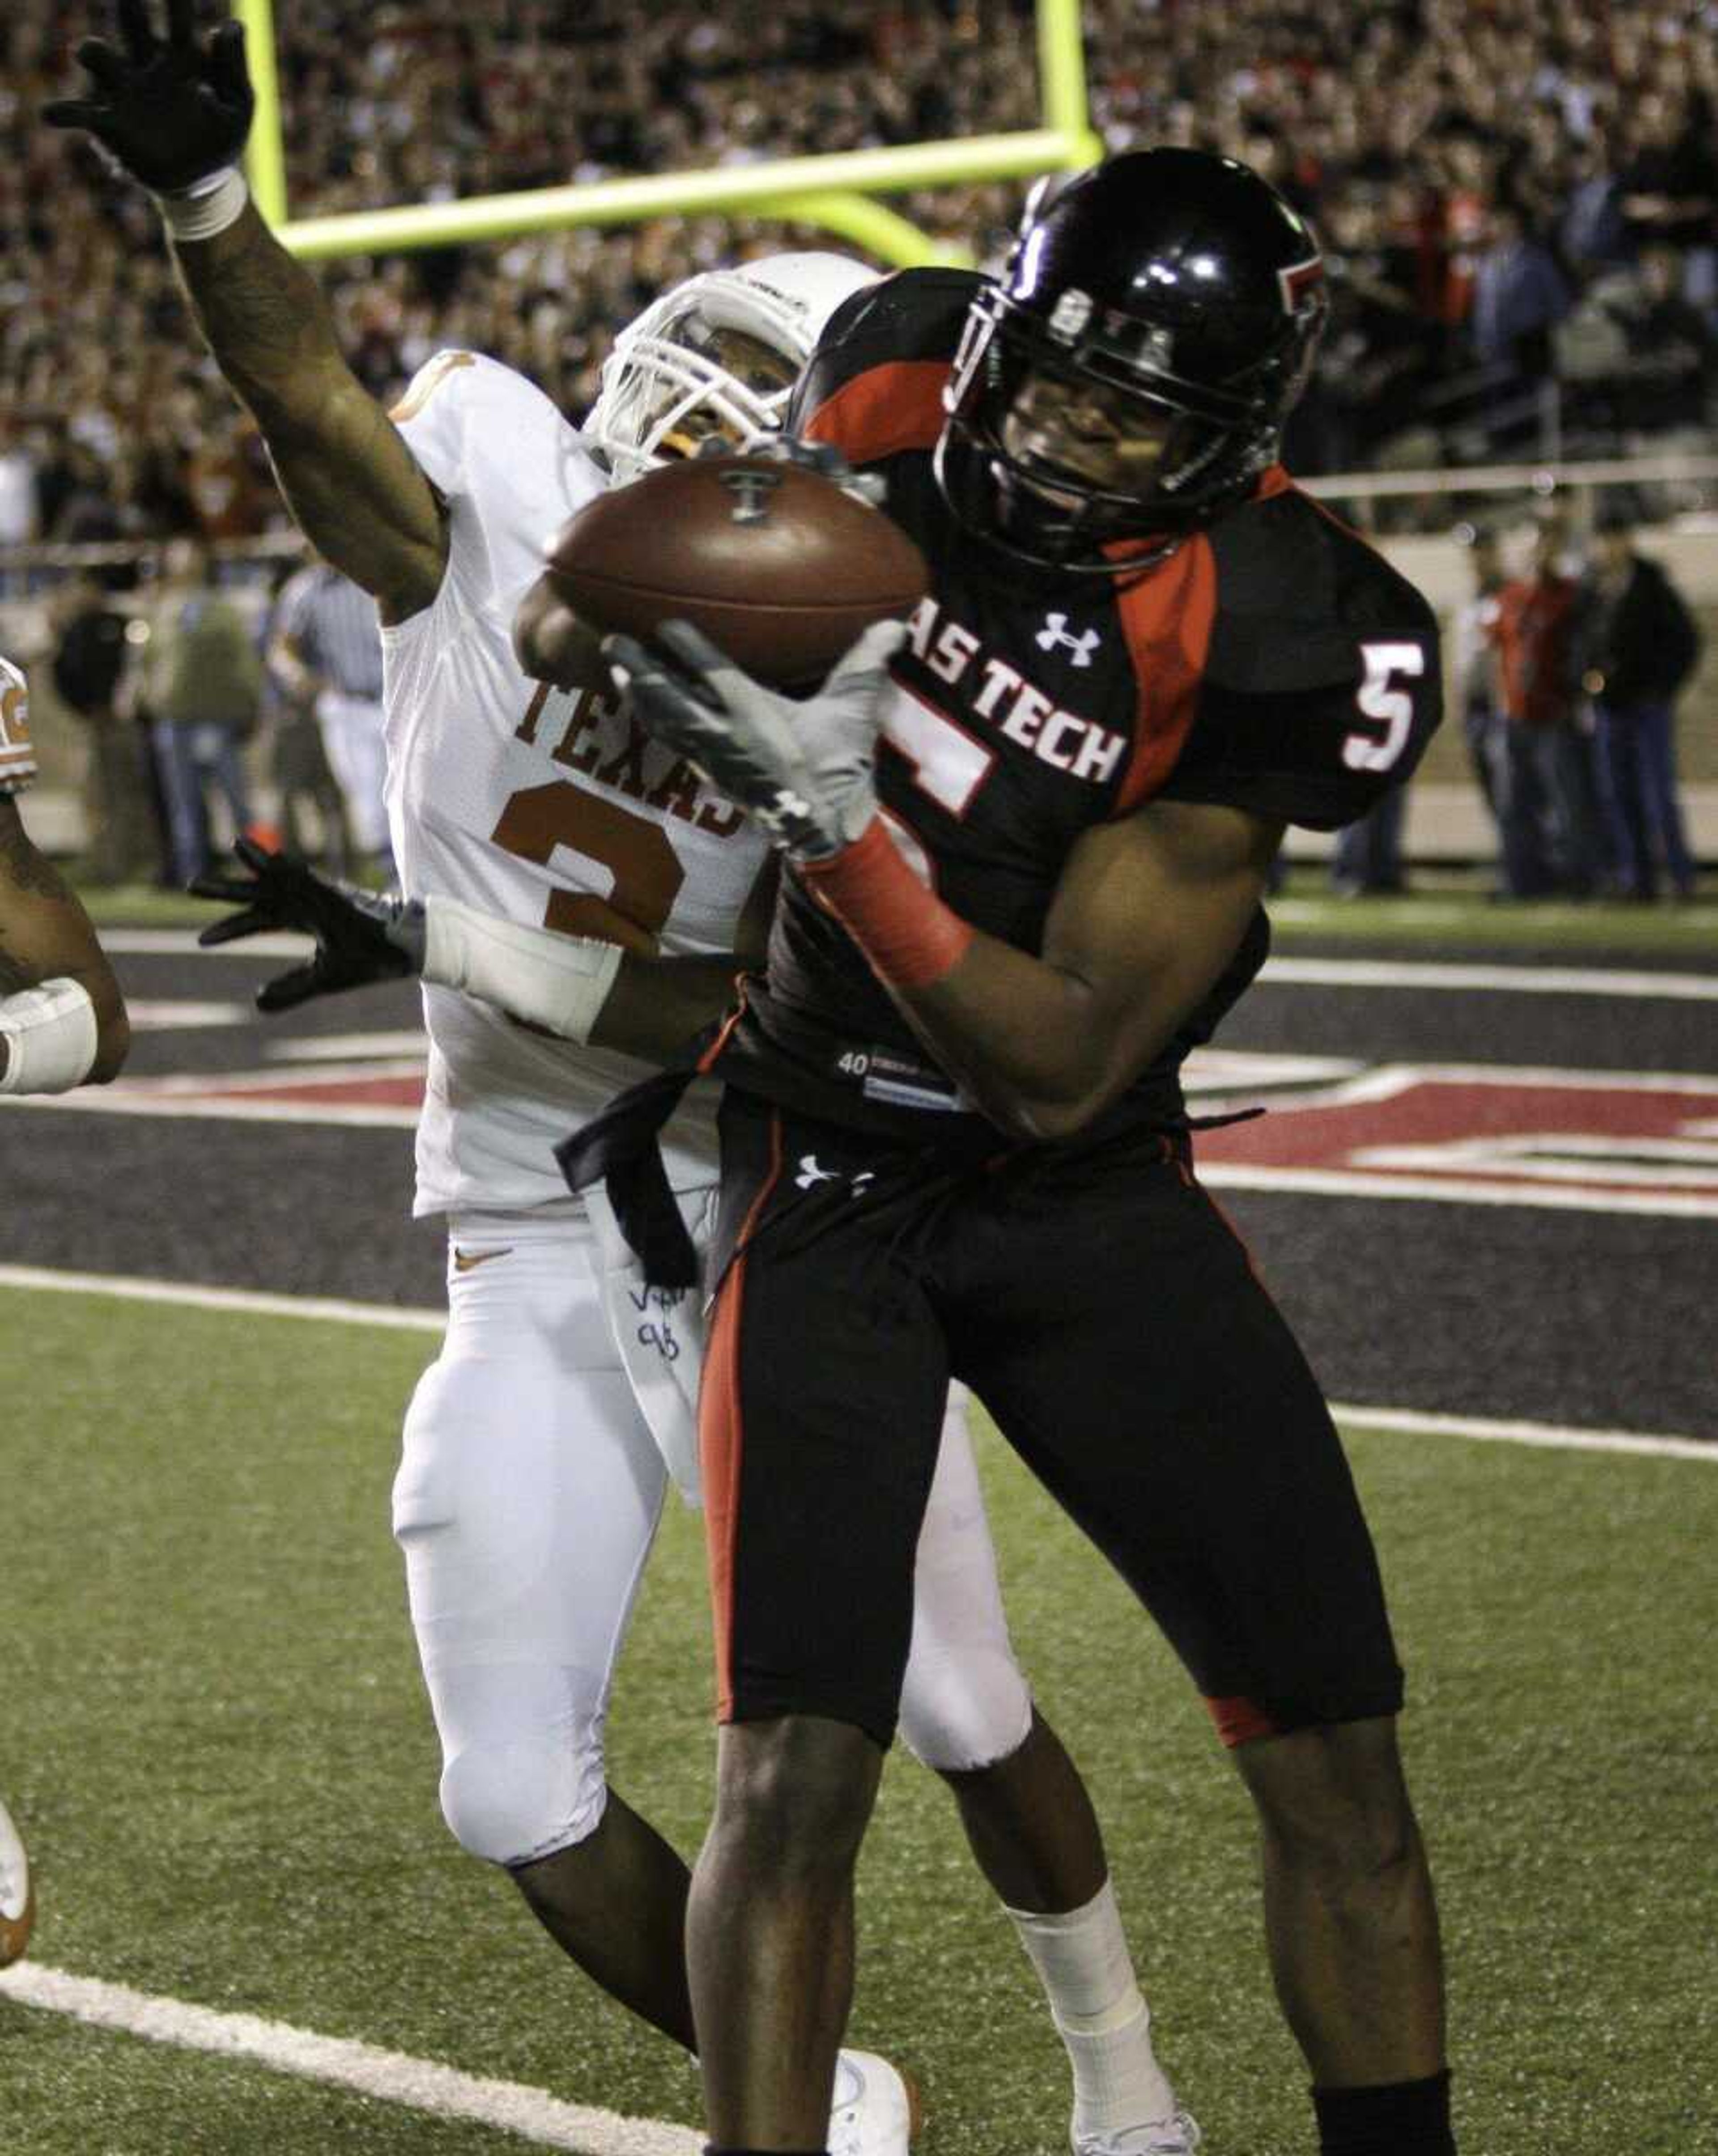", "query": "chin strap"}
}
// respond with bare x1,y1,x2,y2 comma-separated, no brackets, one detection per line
0,977,99,1095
